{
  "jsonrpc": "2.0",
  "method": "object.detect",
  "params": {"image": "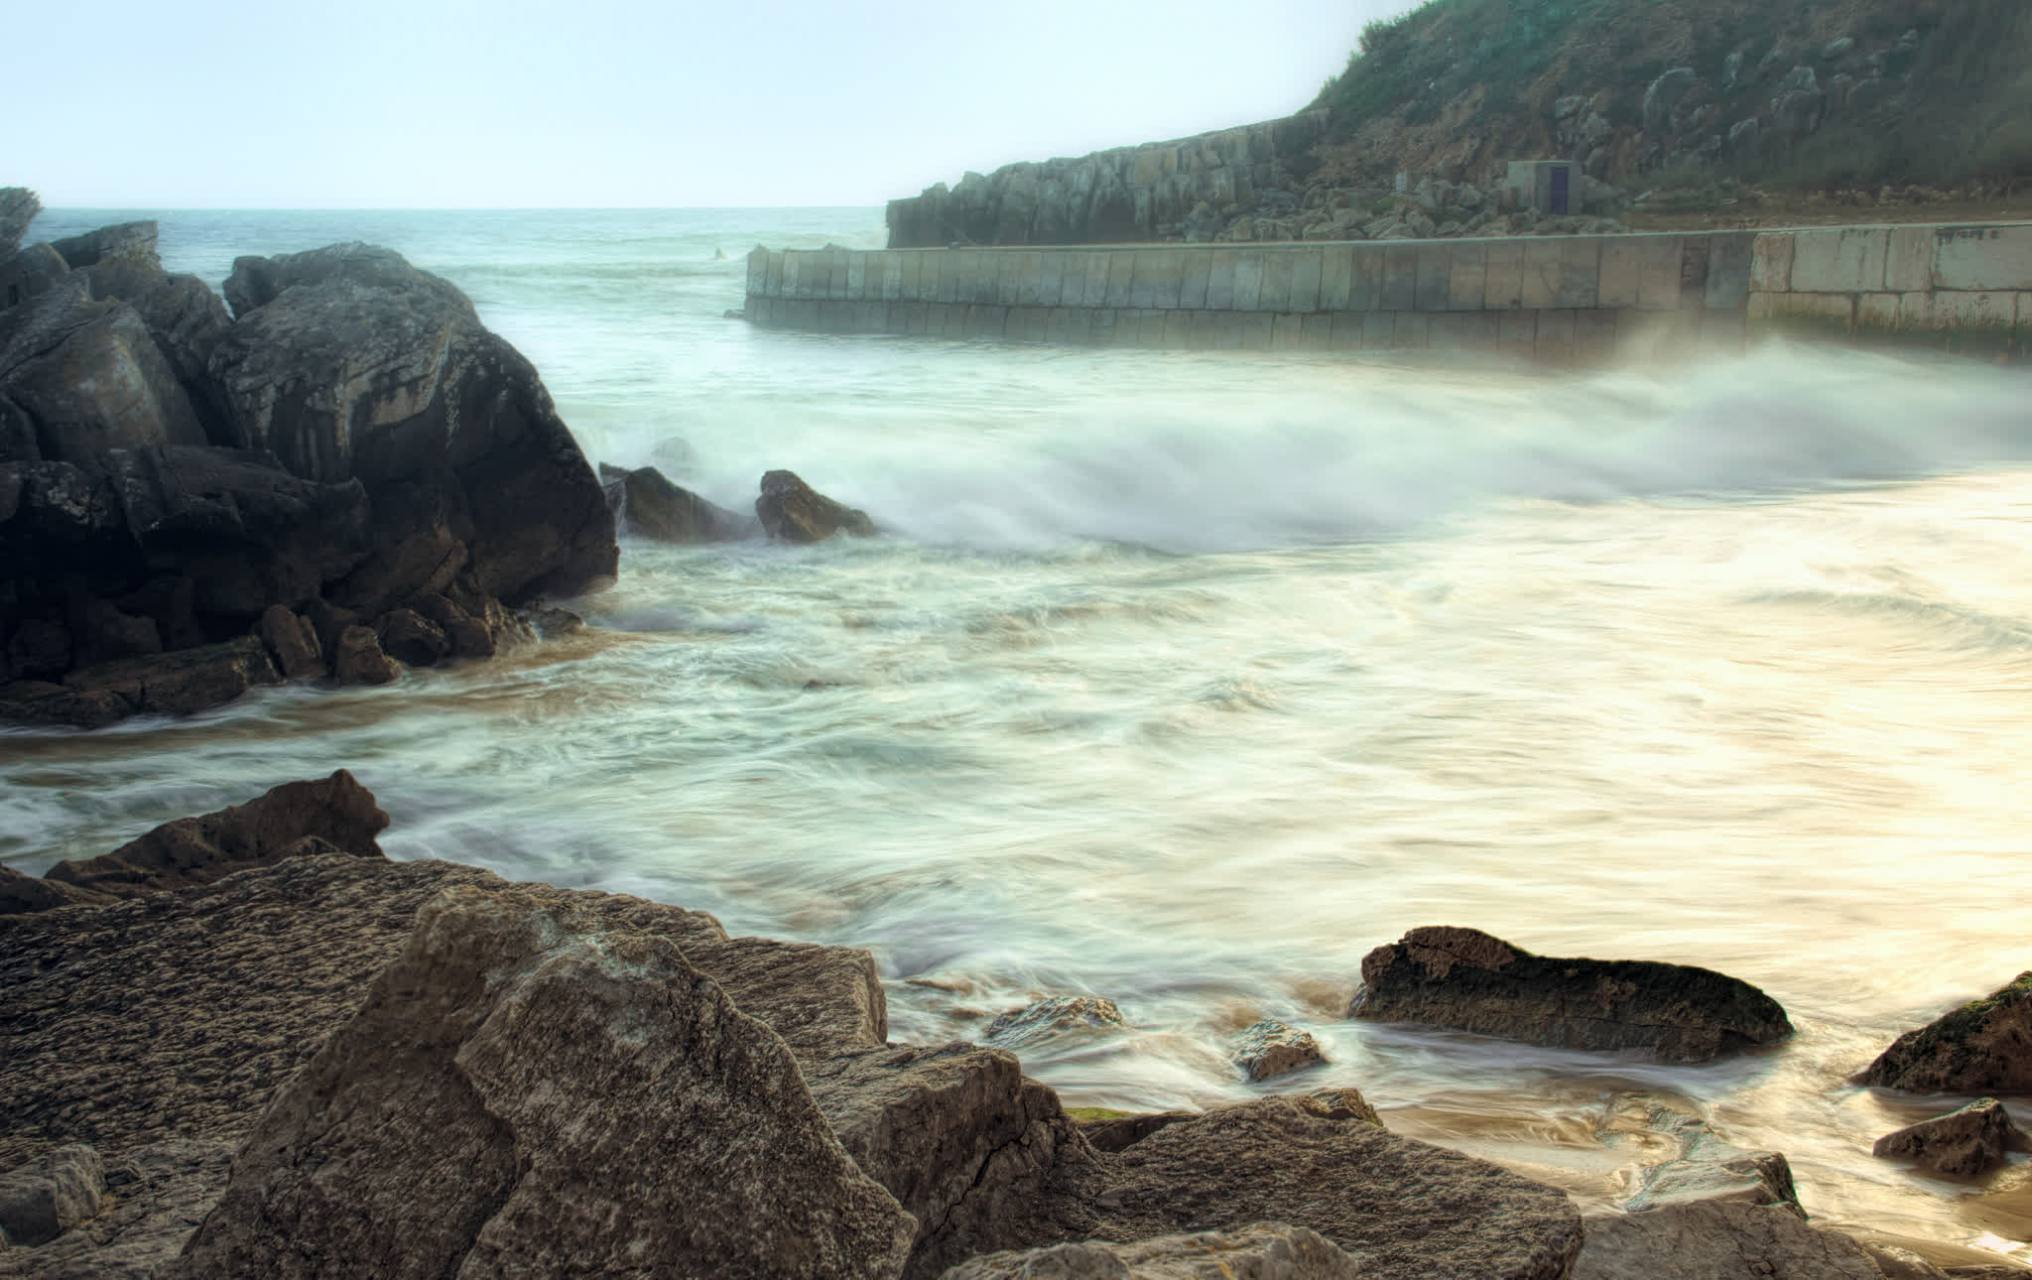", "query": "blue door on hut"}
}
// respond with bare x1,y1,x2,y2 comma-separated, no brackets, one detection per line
1549,165,1571,215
